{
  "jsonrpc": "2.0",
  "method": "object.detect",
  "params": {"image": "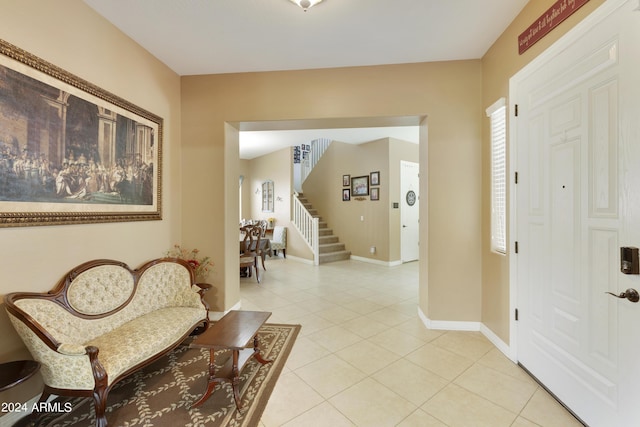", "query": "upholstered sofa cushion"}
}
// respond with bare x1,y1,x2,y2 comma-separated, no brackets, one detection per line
85,306,205,384
67,265,135,315
7,303,207,390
